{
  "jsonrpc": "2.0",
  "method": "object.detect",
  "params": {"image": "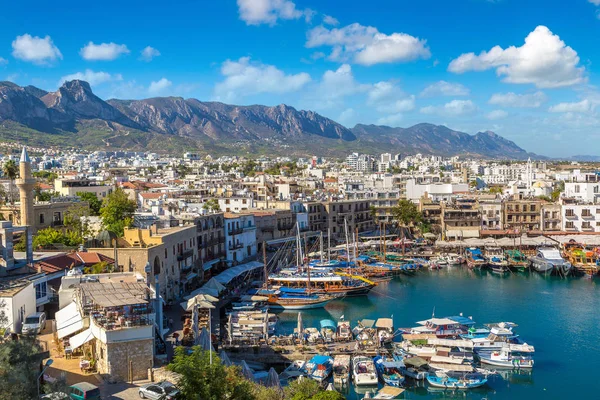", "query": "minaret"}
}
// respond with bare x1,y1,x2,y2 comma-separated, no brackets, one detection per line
15,147,35,227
